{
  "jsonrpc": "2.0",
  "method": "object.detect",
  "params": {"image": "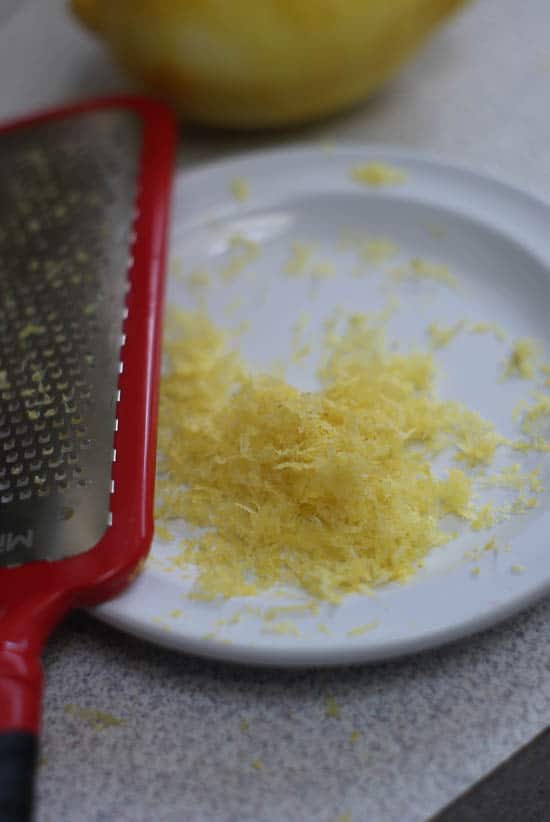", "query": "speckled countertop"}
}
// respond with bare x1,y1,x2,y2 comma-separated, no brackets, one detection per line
2,1,550,820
